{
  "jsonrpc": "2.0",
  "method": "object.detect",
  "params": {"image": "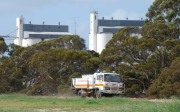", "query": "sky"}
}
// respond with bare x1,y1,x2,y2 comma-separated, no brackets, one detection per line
0,0,154,48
